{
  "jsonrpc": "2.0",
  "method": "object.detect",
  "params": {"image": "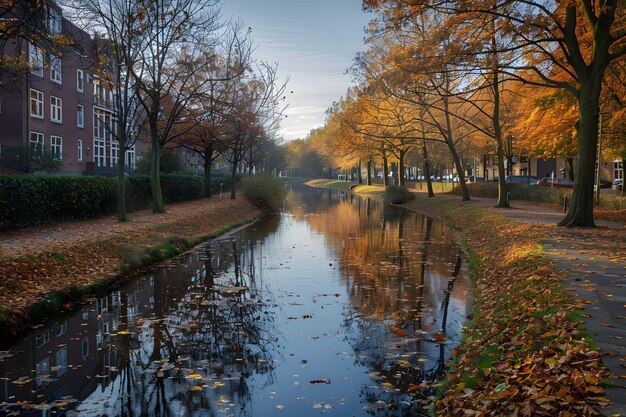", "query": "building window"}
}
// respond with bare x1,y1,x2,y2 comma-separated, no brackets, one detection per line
77,105,84,128
50,96,62,123
47,7,62,34
78,139,83,161
29,44,43,77
93,79,103,106
615,161,624,181
94,139,106,167
50,55,62,84
77,68,84,92
30,132,44,153
50,135,62,160
30,89,44,118
111,140,119,167
94,109,108,139
126,146,136,170
55,346,67,377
